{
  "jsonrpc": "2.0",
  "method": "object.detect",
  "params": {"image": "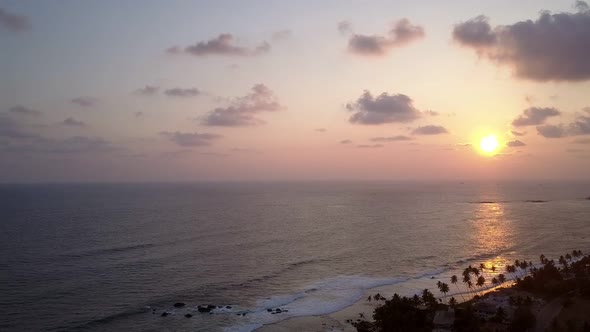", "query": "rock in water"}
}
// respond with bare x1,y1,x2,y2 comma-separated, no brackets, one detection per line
174,302,186,308
185,313,192,318
161,312,169,317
